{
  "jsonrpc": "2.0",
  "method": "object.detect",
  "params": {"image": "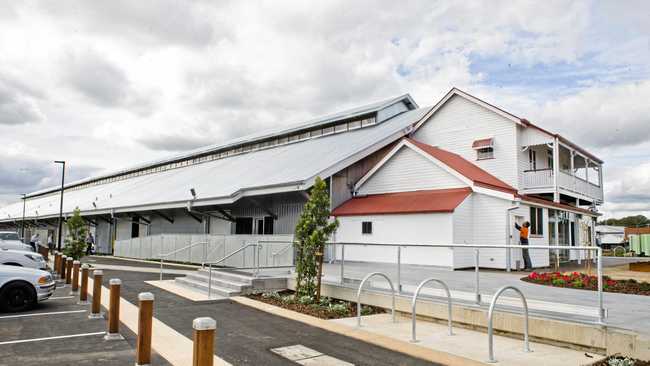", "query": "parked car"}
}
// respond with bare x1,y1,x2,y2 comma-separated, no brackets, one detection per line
0,231,33,252
0,249,47,270
0,265,55,312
